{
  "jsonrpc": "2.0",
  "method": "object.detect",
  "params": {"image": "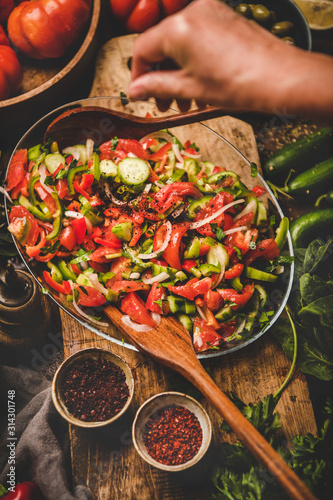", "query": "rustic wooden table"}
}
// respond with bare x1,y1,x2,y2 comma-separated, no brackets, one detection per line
1,10,332,499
